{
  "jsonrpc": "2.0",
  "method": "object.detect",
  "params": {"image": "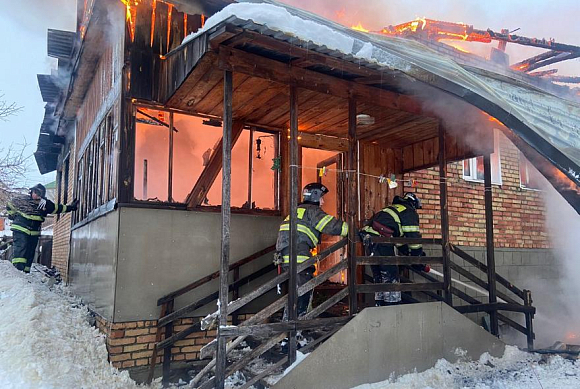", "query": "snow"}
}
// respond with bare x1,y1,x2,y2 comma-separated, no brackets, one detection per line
180,3,408,71
283,350,309,376
0,261,157,389
350,345,580,389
